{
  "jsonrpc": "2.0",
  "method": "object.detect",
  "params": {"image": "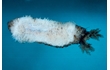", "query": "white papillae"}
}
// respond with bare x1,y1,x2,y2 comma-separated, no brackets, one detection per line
10,16,78,47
